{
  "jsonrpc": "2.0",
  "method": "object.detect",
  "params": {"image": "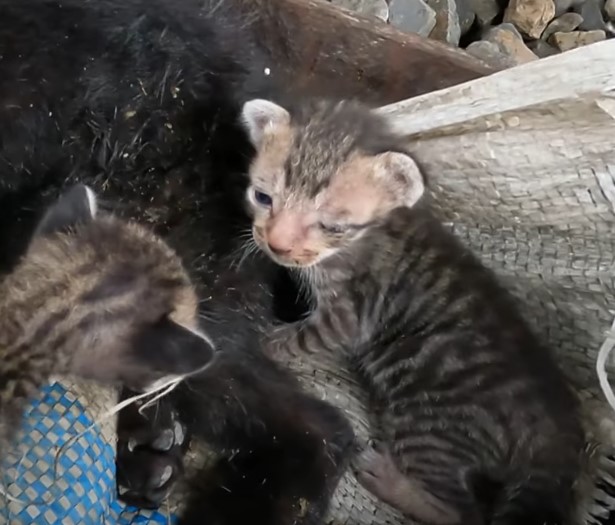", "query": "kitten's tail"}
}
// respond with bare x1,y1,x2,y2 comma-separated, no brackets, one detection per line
489,470,576,525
